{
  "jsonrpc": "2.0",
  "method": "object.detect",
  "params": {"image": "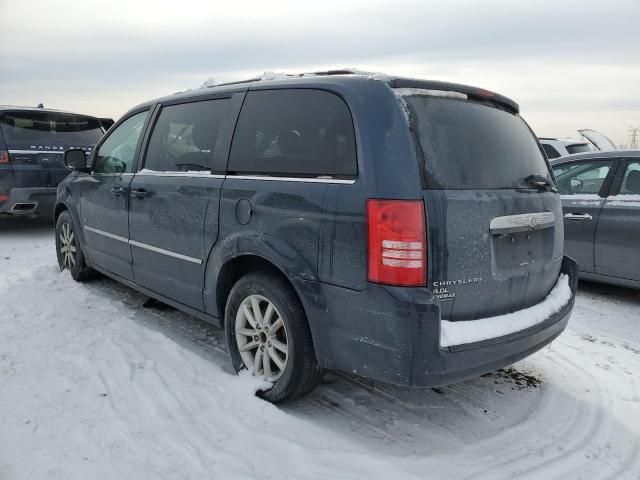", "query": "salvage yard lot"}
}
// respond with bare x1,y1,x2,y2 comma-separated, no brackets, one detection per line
1,216,639,480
